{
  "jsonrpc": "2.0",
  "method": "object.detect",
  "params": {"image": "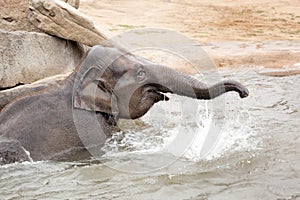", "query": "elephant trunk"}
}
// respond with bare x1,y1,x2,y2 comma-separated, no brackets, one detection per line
157,66,249,99
191,79,249,99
